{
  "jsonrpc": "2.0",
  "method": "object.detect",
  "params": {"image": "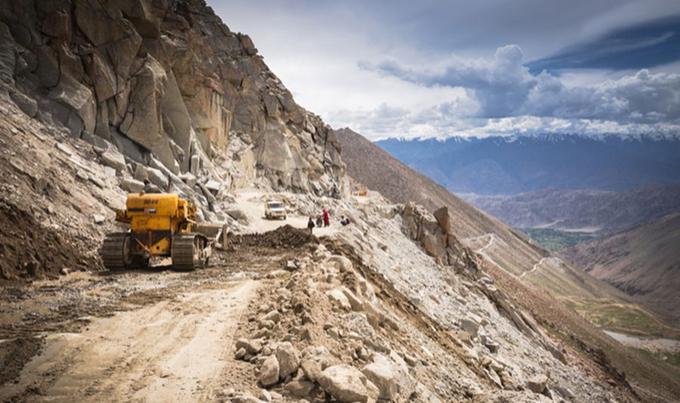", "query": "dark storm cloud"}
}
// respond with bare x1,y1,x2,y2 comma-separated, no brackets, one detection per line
528,15,680,72
366,45,680,123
